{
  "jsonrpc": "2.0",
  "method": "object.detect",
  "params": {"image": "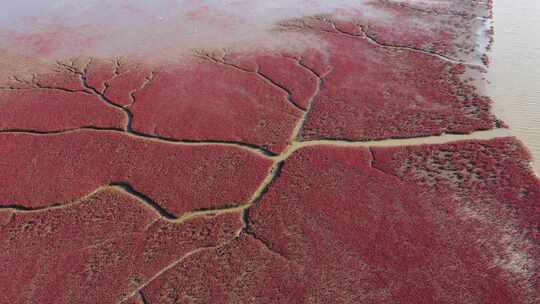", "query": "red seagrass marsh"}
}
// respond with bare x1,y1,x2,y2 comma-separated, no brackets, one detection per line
0,1,538,303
